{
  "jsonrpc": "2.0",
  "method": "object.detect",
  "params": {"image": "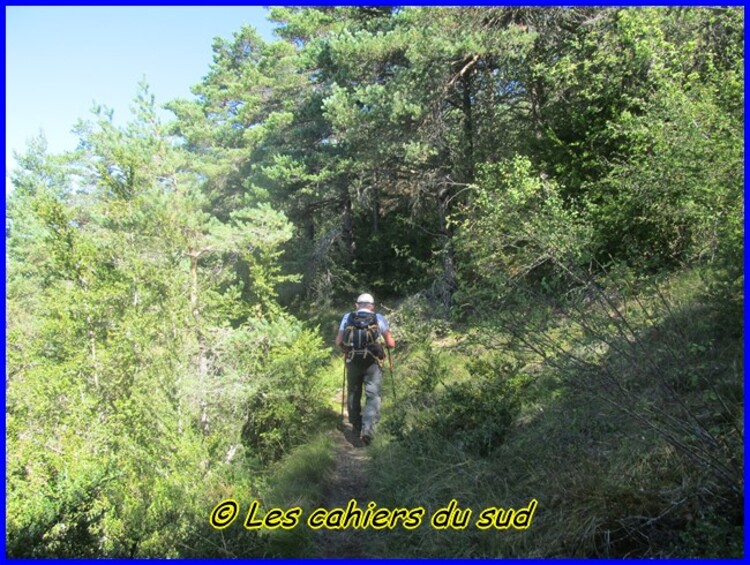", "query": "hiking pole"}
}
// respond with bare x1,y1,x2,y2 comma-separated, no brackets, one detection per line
387,347,396,400
340,353,347,428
